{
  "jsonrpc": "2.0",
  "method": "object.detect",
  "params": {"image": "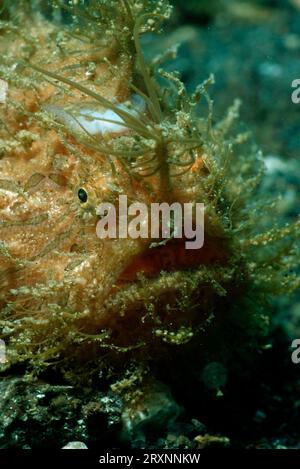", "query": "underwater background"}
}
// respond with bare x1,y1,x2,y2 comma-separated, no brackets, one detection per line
0,0,299,450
